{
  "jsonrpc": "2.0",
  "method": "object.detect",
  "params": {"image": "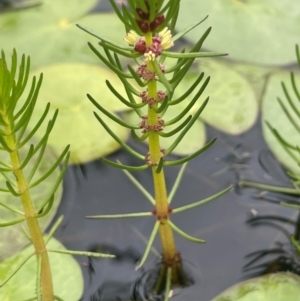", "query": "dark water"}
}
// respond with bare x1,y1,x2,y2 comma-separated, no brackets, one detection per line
52,114,299,301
